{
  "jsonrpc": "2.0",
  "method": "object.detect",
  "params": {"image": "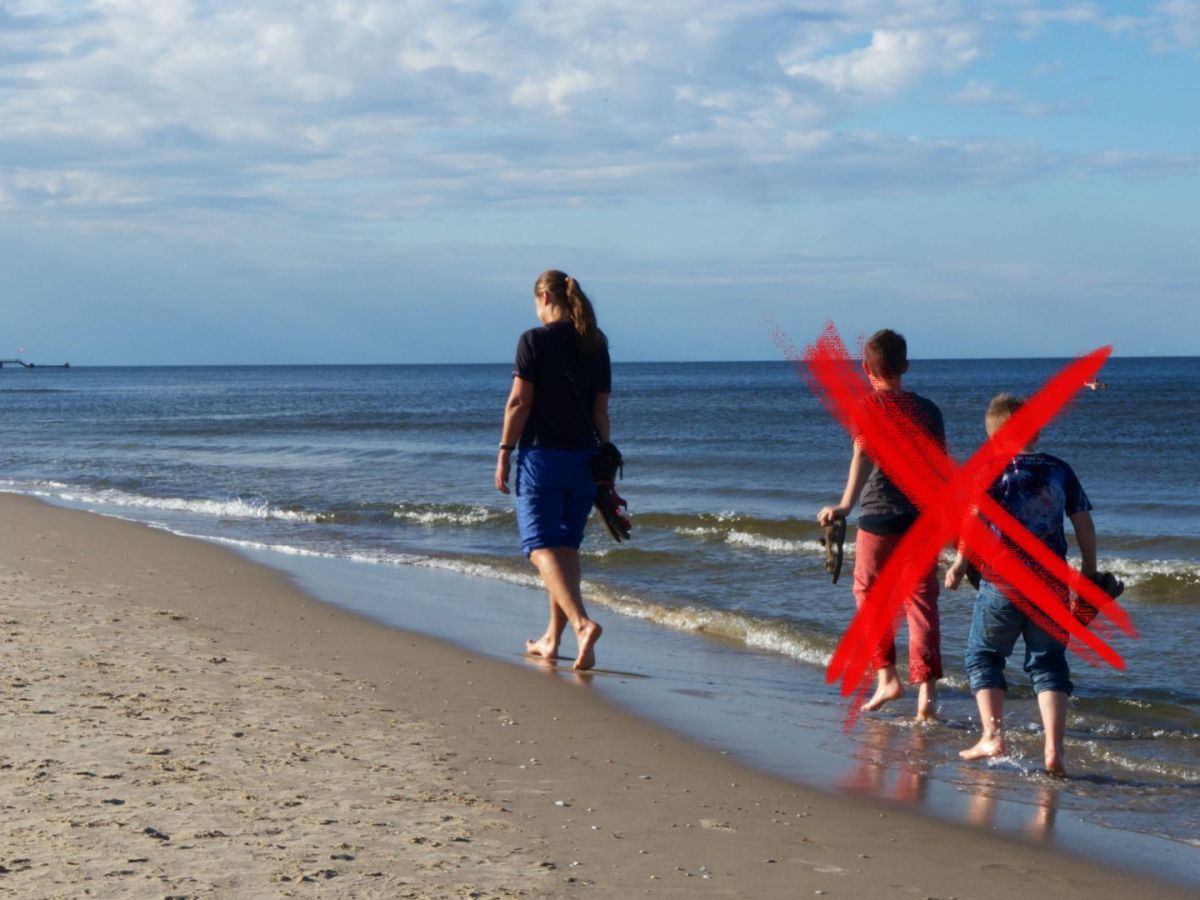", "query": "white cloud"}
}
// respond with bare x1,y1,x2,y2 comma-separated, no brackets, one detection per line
0,0,1194,234
948,79,1063,117
785,27,979,97
1013,2,1101,35
511,67,597,115
1030,60,1064,77
1148,0,1200,50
